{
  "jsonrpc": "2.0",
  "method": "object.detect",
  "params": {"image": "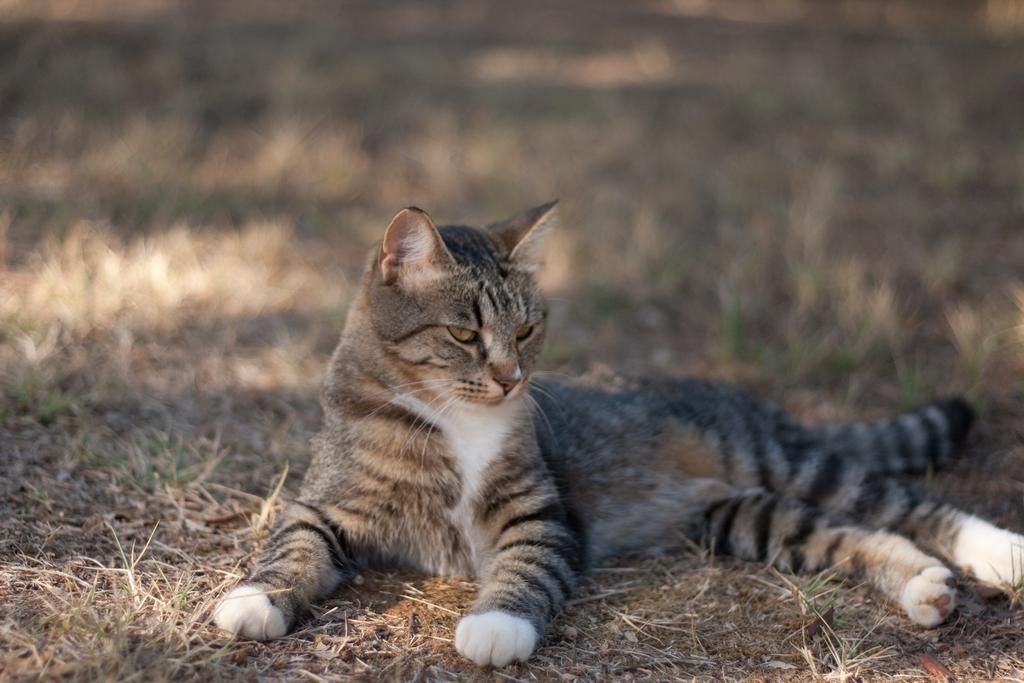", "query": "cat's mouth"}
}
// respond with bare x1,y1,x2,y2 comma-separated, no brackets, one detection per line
455,378,527,406
499,379,527,402
465,392,520,407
